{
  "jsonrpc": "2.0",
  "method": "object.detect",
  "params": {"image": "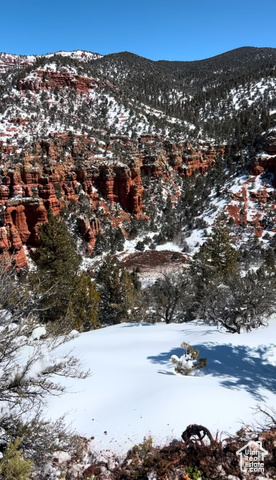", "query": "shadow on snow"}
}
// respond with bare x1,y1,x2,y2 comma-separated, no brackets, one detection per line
147,343,276,400
122,322,154,328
